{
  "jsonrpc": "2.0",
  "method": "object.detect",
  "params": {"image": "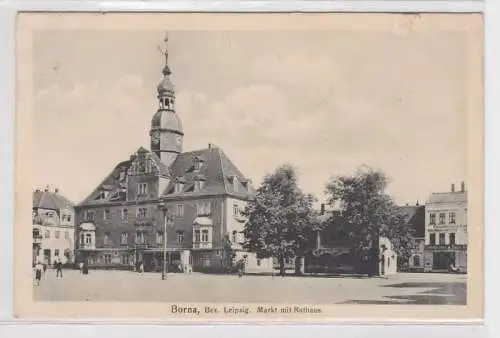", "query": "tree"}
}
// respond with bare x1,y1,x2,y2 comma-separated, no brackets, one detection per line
221,234,236,273
324,166,414,276
242,164,318,276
